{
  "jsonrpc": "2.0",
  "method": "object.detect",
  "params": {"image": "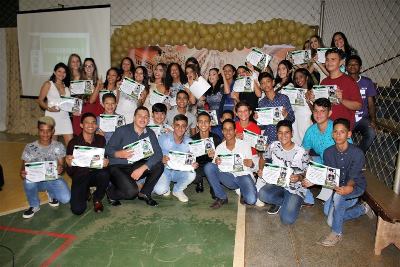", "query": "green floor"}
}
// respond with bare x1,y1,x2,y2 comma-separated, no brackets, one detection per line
0,185,238,267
